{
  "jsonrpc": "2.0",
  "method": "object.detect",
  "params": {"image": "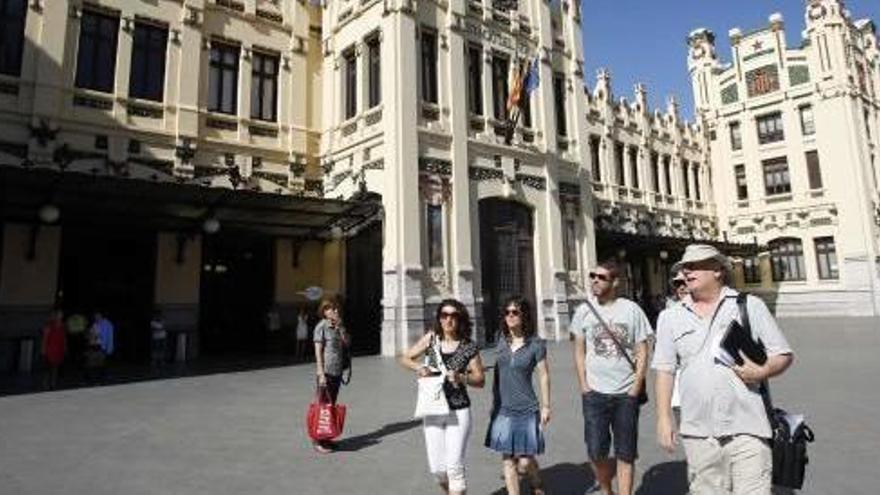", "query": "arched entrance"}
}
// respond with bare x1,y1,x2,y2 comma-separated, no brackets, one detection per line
479,198,536,342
